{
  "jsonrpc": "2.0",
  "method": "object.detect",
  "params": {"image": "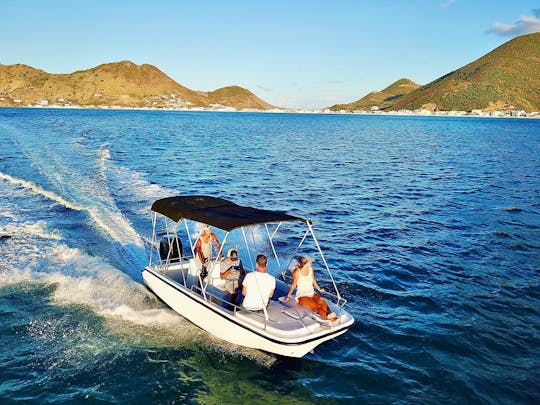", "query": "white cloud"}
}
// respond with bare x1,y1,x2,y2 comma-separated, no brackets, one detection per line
440,0,458,8
489,13,540,36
